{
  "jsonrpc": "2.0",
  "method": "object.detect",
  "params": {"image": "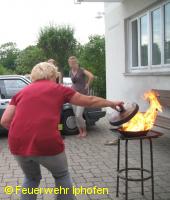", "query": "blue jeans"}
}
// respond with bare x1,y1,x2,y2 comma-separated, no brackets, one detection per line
15,152,76,200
